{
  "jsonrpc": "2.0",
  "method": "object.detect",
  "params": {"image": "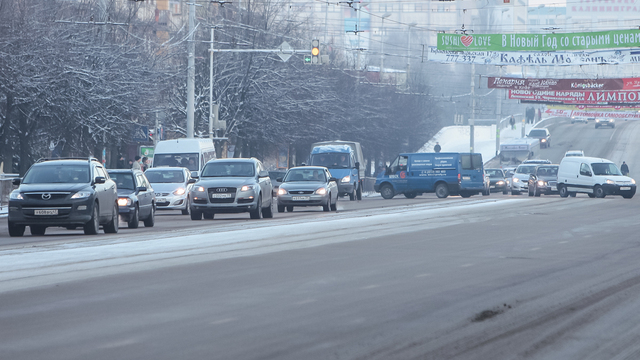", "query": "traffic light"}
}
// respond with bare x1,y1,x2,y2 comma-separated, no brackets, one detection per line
148,129,155,142
311,39,320,65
